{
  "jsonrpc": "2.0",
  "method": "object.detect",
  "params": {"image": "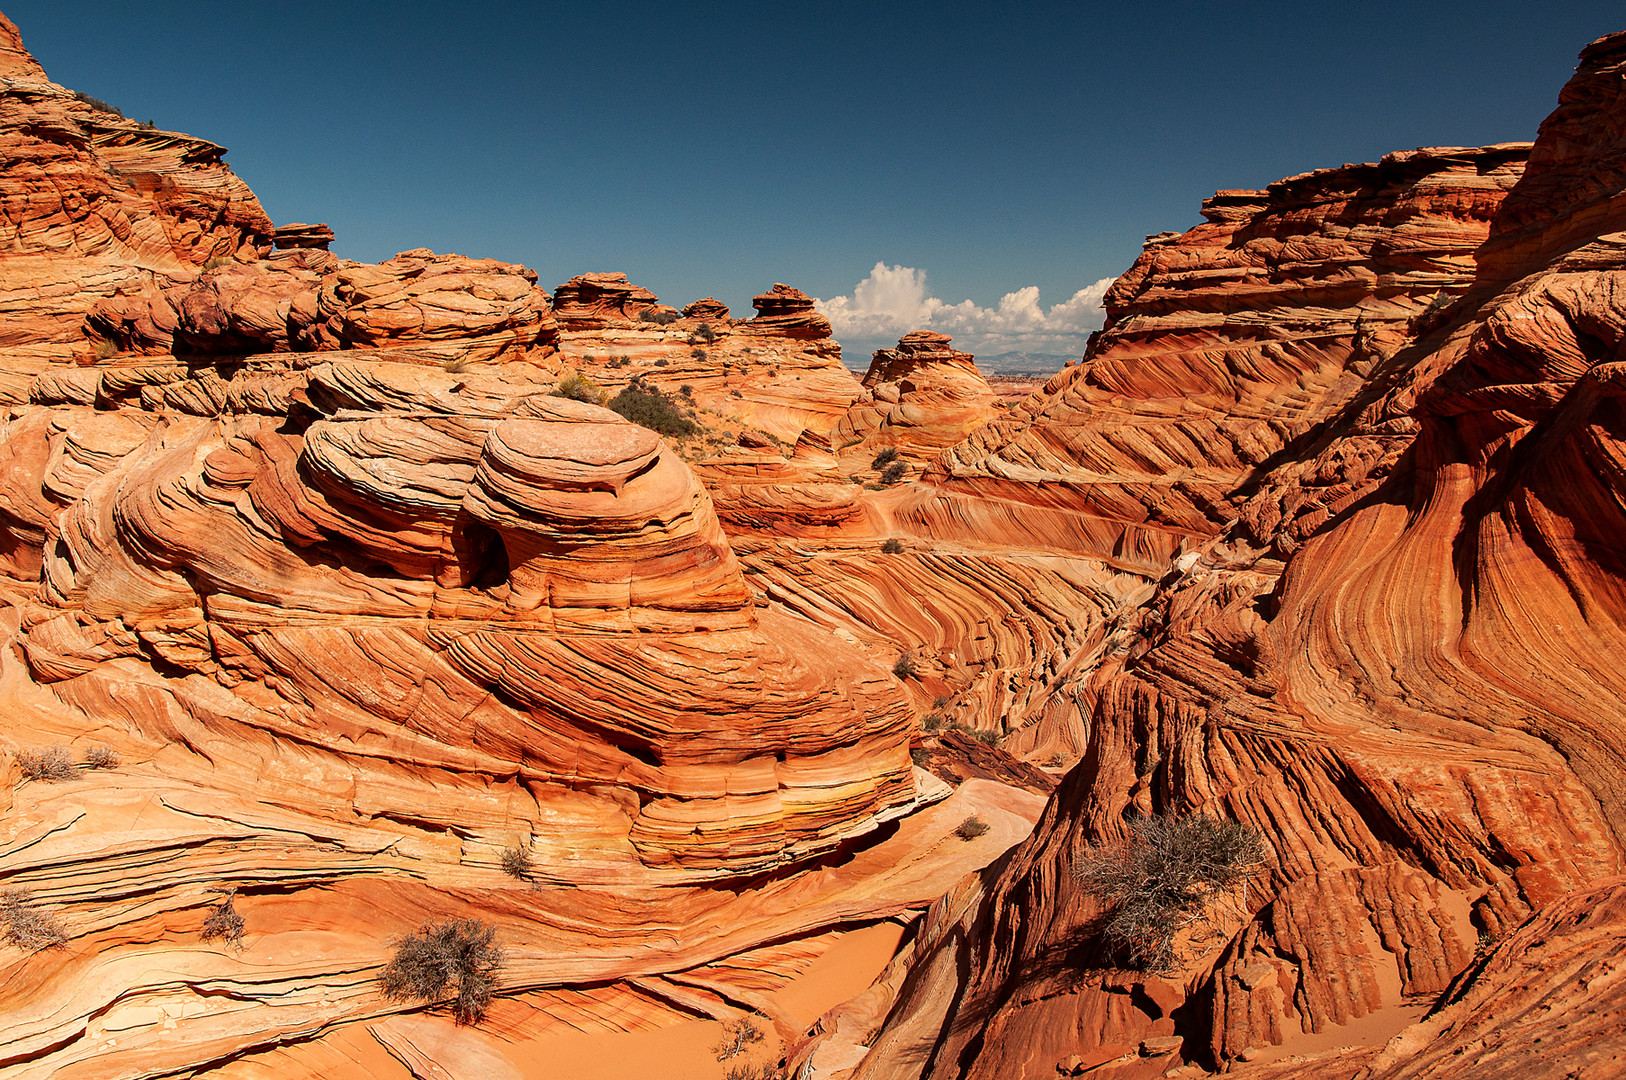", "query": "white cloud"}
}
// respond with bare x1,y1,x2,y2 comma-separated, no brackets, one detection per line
815,262,1114,357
